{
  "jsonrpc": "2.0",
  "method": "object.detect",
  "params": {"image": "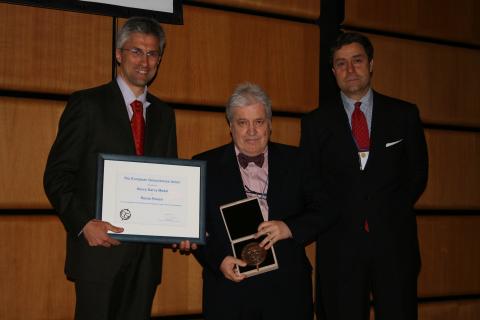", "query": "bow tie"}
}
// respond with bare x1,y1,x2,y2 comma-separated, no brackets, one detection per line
237,153,265,169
